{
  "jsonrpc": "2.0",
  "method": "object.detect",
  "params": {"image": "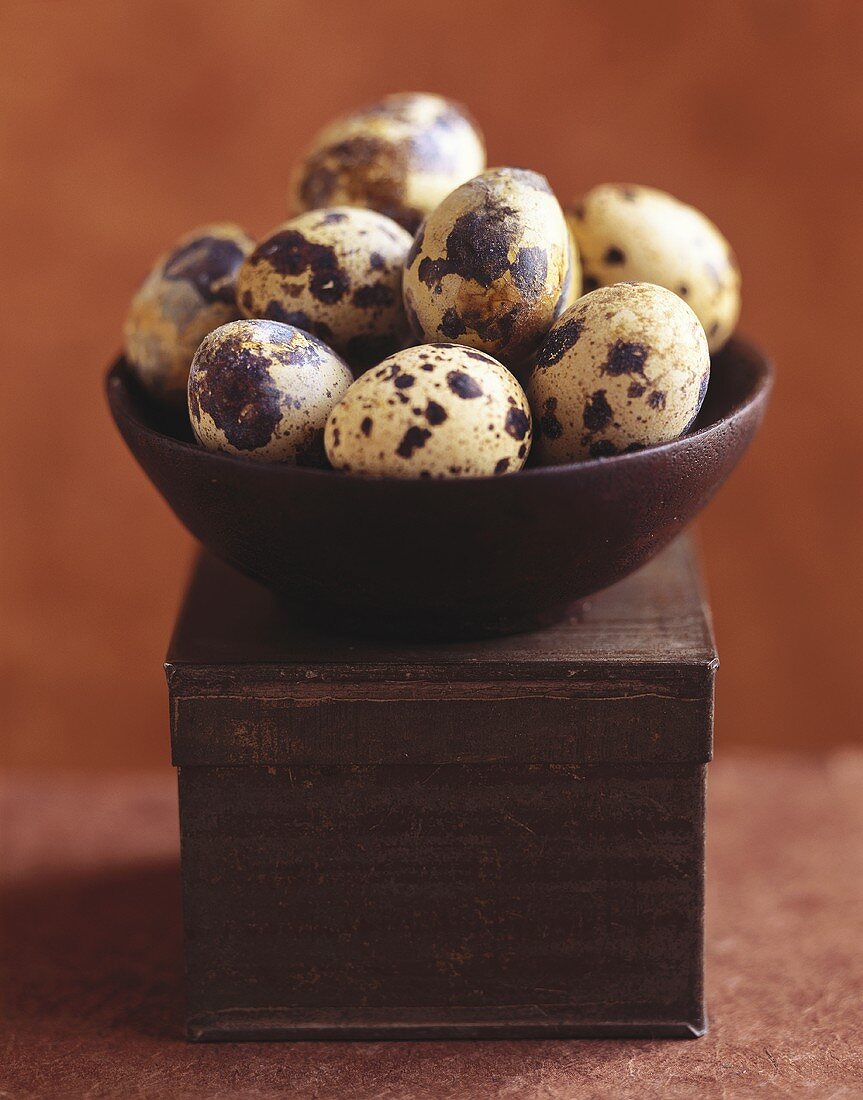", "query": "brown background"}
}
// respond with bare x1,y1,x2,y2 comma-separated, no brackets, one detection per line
1,0,861,769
